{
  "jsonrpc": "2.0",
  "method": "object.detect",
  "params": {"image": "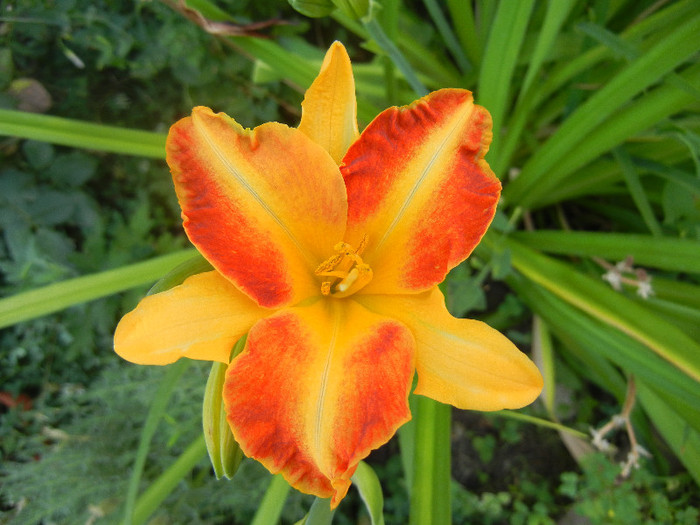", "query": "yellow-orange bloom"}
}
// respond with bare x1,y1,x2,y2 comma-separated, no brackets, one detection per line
114,42,542,508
